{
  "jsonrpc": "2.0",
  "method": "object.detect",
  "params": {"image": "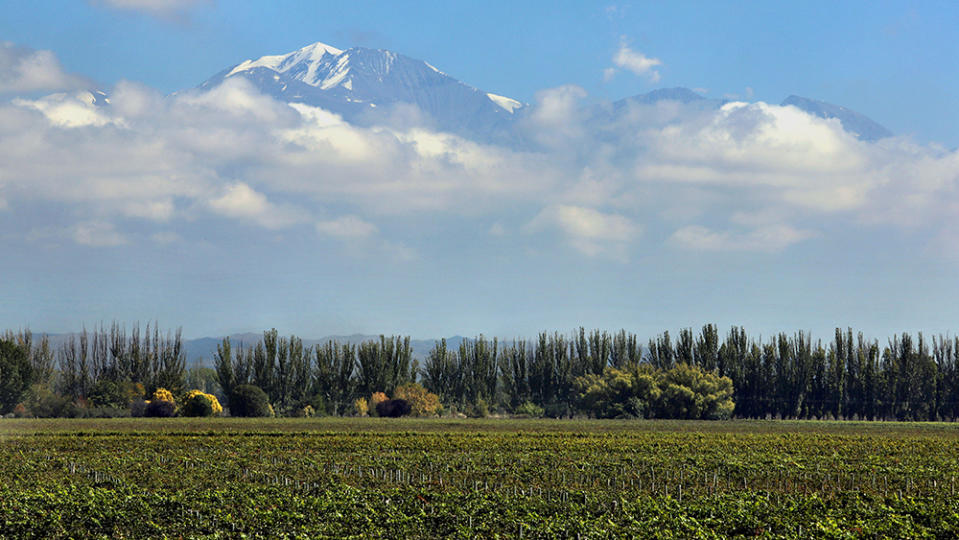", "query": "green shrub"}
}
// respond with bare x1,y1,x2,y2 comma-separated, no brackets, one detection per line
514,401,545,418
88,380,127,408
180,390,222,417
181,395,213,417
229,385,272,417
21,384,72,418
468,397,490,418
